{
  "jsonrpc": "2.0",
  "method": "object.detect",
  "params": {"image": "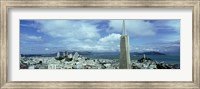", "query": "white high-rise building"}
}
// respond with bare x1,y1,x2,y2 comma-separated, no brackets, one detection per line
65,51,68,57
56,52,60,58
73,52,79,60
119,20,131,69
62,52,66,57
